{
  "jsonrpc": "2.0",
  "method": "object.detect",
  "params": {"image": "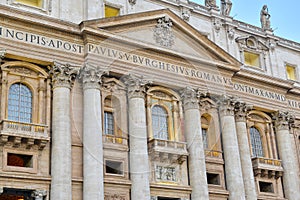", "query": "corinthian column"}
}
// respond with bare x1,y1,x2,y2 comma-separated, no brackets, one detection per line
50,61,79,200
218,96,245,200
181,87,209,200
273,111,300,199
123,74,151,200
80,64,108,200
234,102,257,200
